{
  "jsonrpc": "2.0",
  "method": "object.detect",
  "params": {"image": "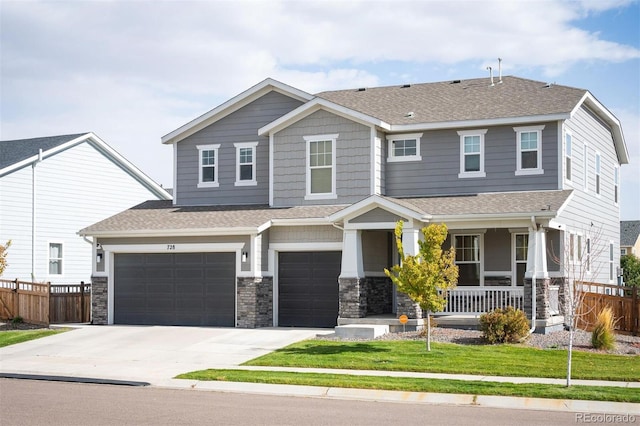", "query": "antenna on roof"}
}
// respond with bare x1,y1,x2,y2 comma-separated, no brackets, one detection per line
487,66,494,86
498,58,503,84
